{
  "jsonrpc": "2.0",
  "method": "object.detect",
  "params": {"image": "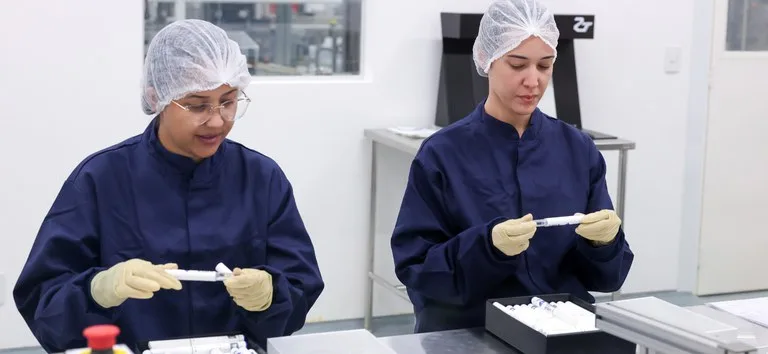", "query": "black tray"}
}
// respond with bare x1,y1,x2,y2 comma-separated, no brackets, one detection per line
485,293,635,354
